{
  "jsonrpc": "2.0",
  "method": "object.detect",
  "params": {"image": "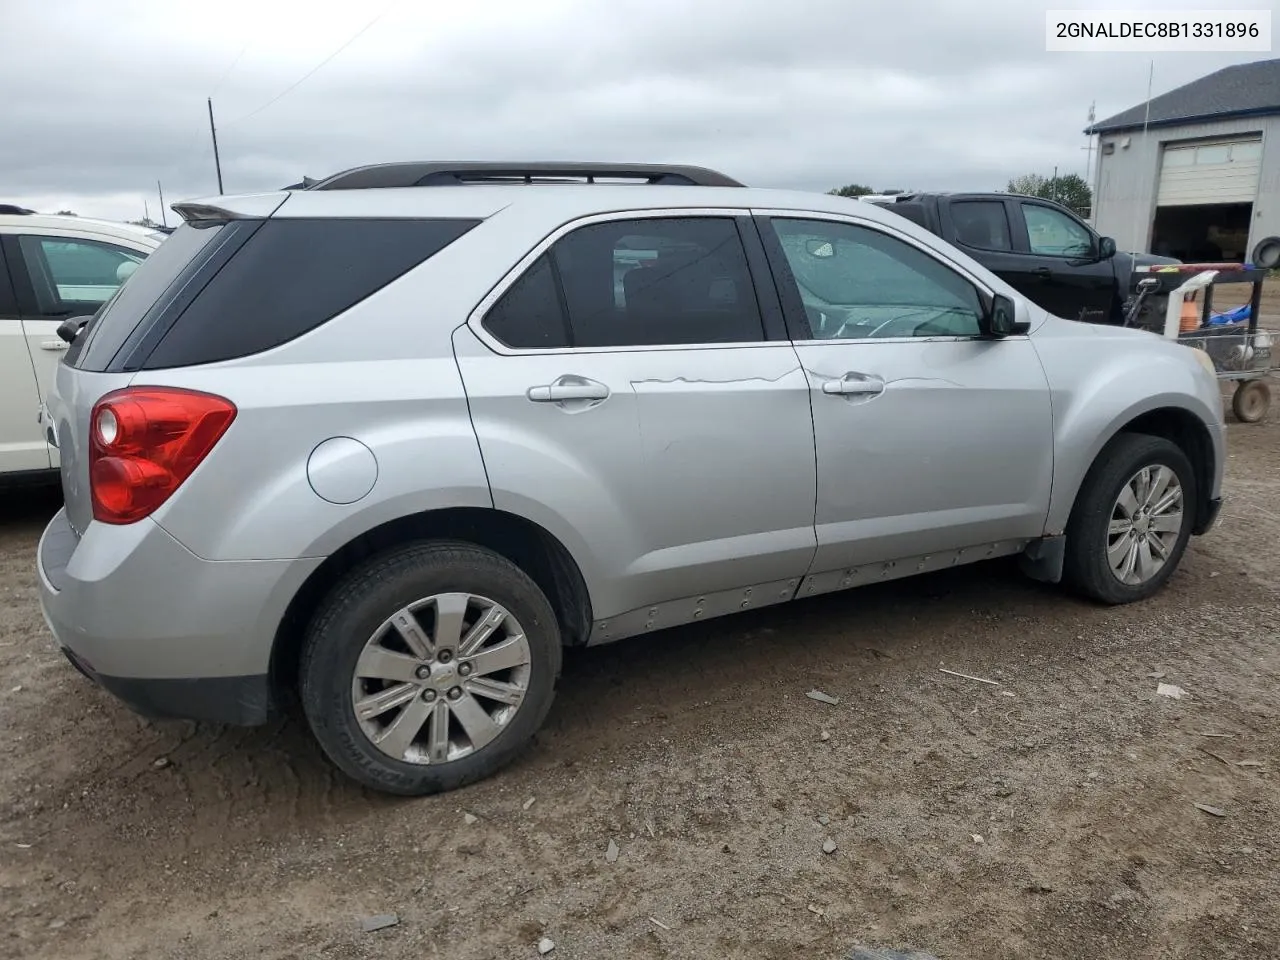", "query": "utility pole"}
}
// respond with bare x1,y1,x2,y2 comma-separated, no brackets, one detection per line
207,98,224,194
157,180,167,227
1082,102,1096,179
1052,165,1058,203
